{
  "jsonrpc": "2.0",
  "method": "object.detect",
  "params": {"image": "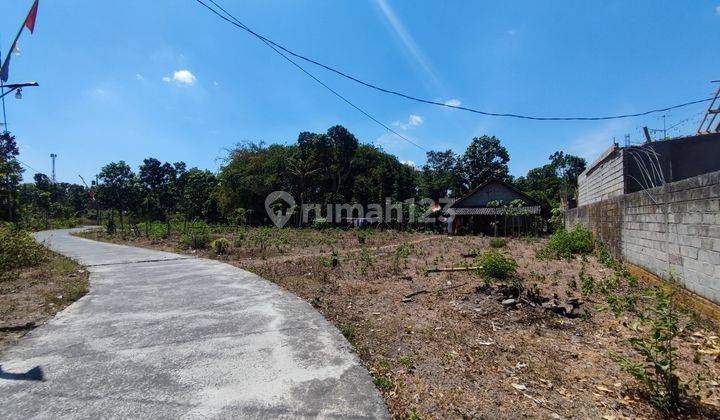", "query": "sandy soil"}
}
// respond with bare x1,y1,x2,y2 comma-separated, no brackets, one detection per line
79,227,720,419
